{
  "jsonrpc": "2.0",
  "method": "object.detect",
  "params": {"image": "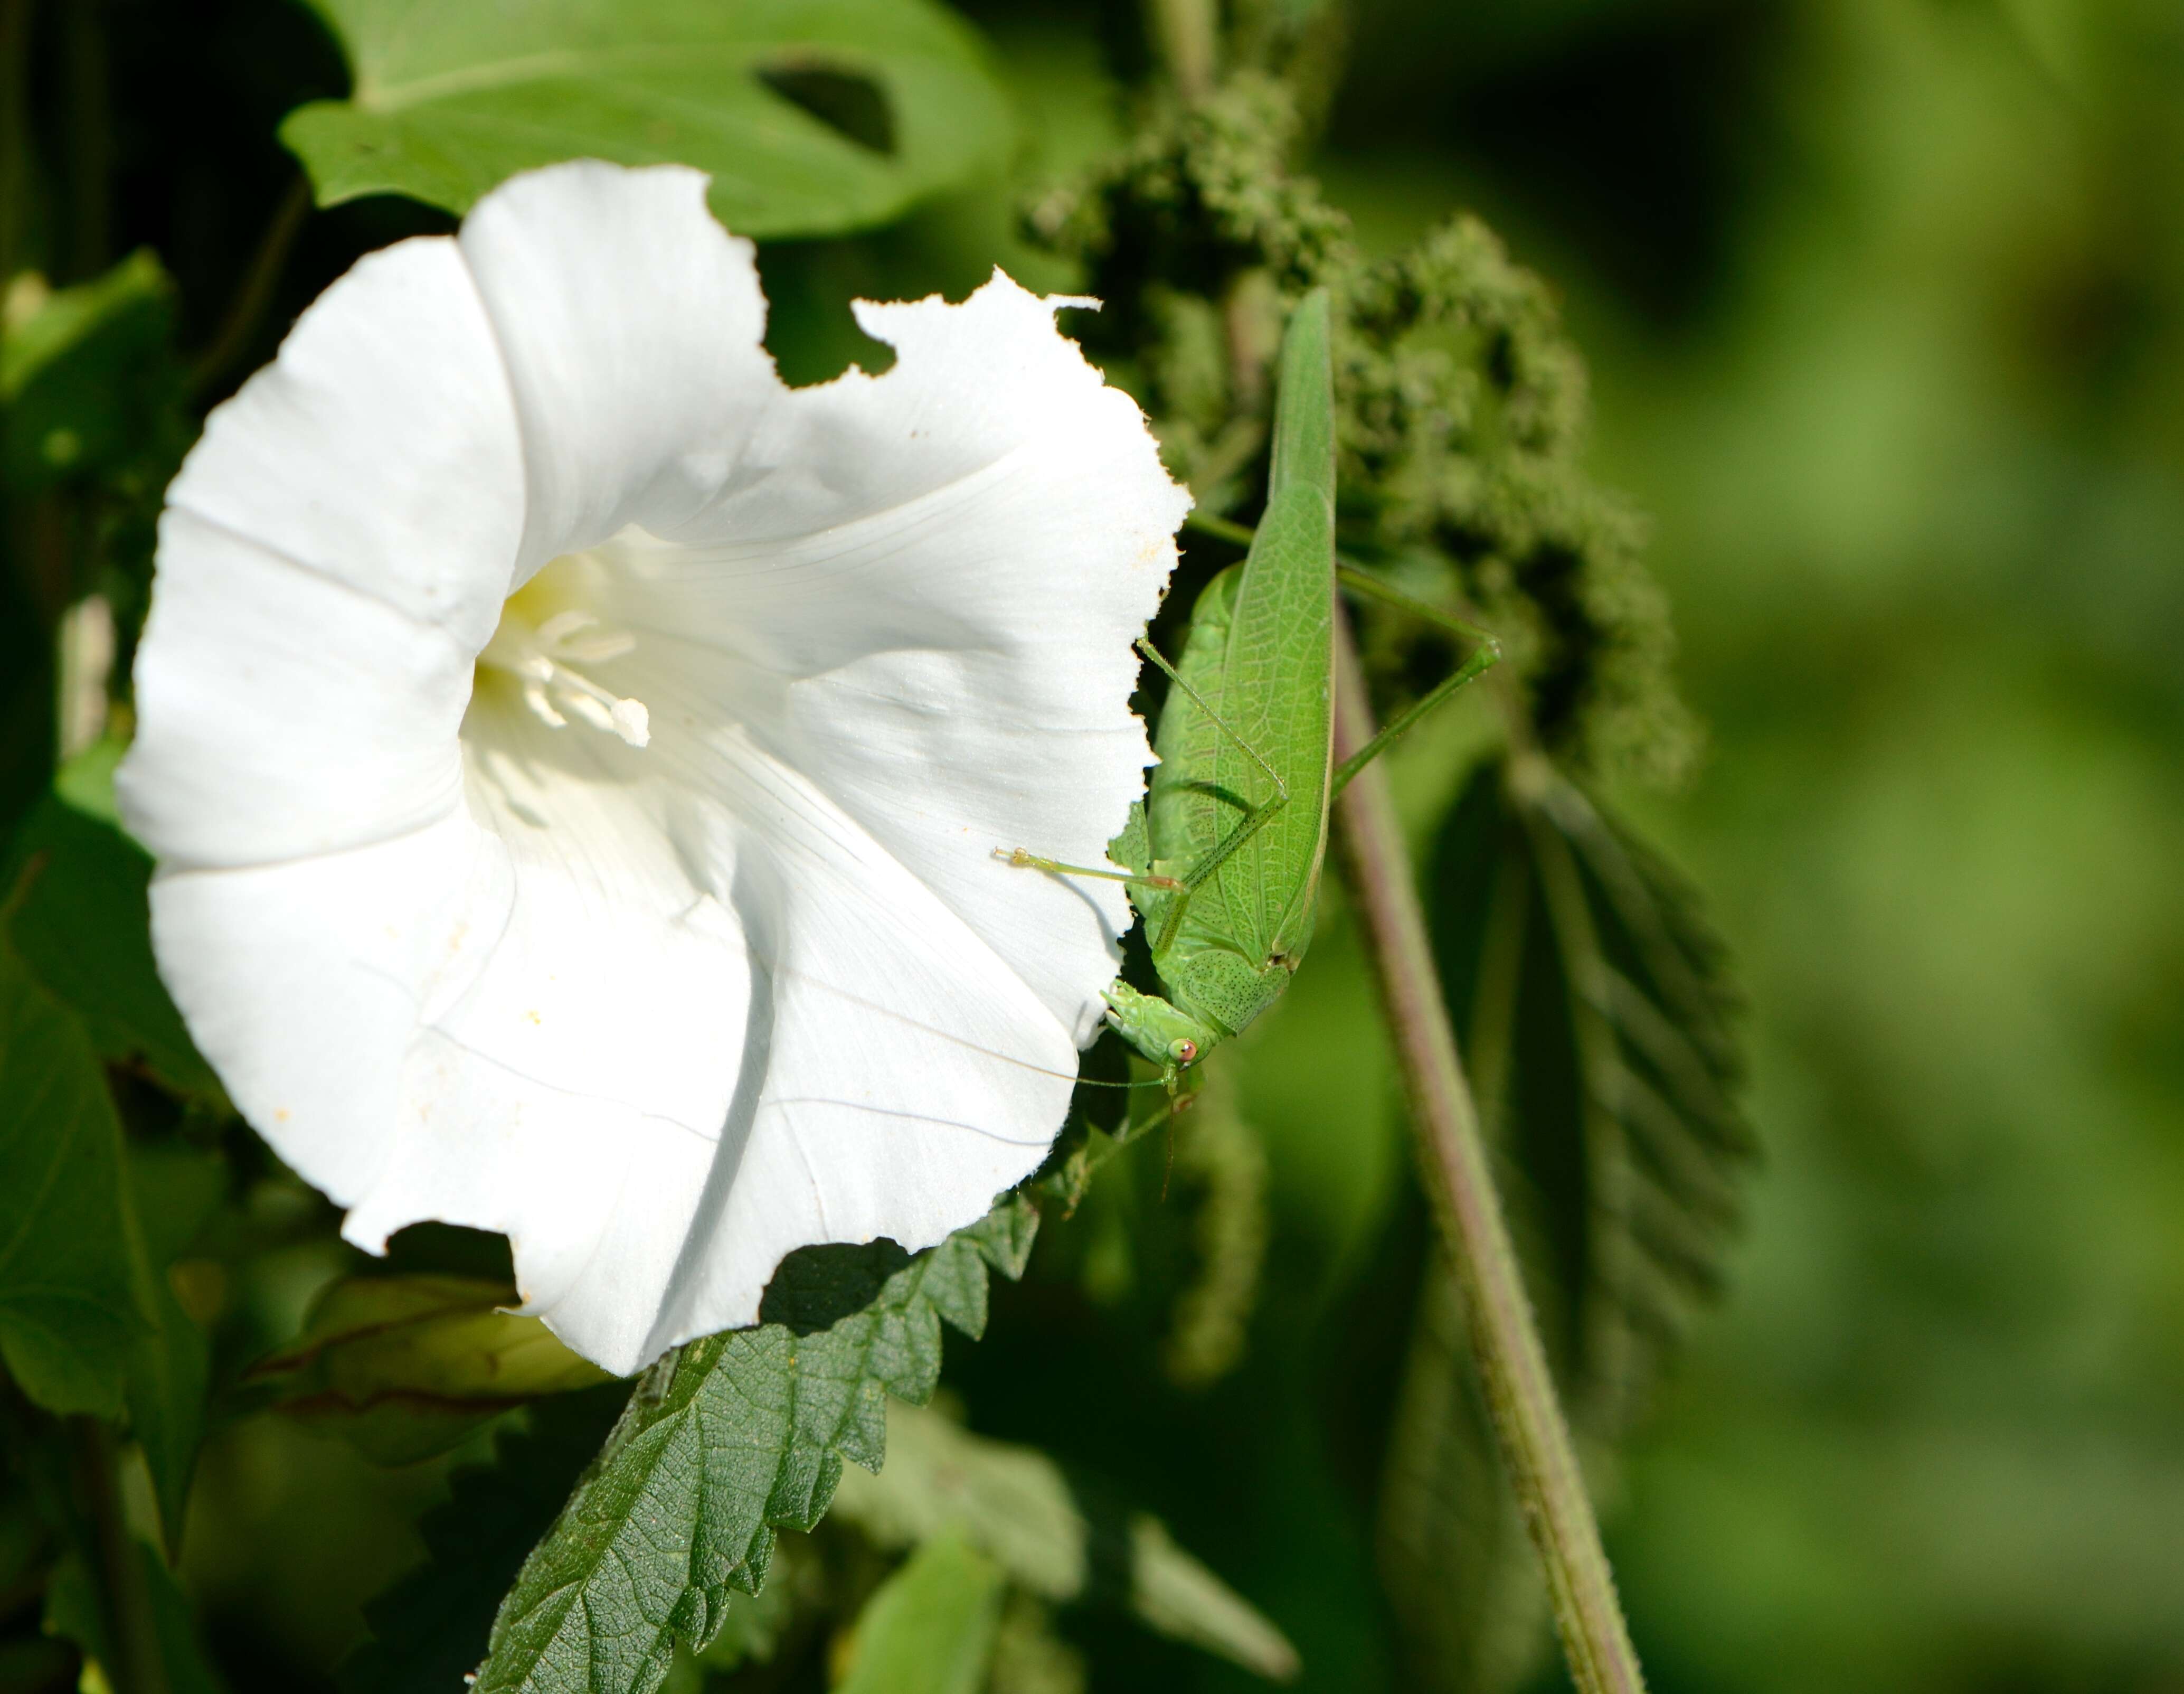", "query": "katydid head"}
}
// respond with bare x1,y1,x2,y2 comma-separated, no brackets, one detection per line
1101,978,1223,1077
